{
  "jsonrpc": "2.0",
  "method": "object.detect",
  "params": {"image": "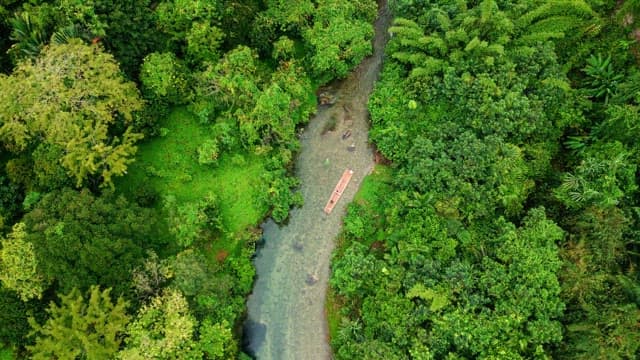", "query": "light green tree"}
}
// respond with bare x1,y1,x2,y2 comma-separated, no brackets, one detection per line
0,222,45,301
118,288,201,359
0,40,143,187
28,286,129,360
198,319,237,359
303,0,374,80
140,52,190,104
186,21,225,65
